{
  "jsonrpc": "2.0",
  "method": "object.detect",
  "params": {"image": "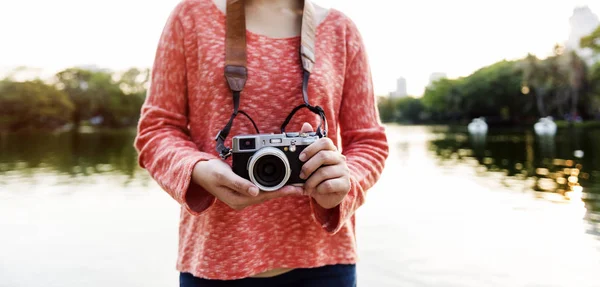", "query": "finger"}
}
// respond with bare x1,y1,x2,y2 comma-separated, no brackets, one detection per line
217,170,260,197
299,137,336,162
300,122,314,134
314,177,351,196
252,185,304,204
213,187,252,211
299,150,343,180
221,184,304,210
303,165,346,195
